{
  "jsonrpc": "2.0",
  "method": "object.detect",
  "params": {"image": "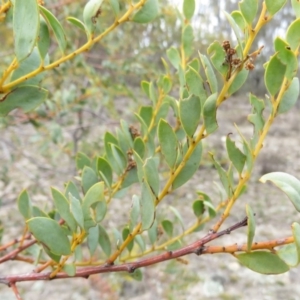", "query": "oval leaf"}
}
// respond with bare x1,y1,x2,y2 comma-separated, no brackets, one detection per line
11,47,44,86
95,200,107,223
88,225,99,255
141,181,155,230
158,119,178,169
277,243,298,267
67,17,87,33
51,188,77,232
76,152,91,171
32,206,48,218
236,251,289,274
98,224,111,256
27,217,71,256
231,11,247,31
81,166,98,194
143,157,160,197
199,54,218,94
179,95,201,137
131,0,159,24
203,93,218,134
292,0,300,18
64,181,81,202
239,0,258,24
182,24,194,58
274,37,298,82
188,58,200,72
148,220,158,245
82,182,105,220
200,192,216,218
286,18,300,51
110,0,120,17
135,235,145,252
129,195,140,231
162,220,173,237
207,41,228,77
14,0,39,62
17,190,32,220
265,0,287,16
133,137,145,159
259,172,300,212
228,68,249,95
172,142,202,190
70,194,84,229
185,66,207,100
278,77,299,114
39,5,67,54
226,134,246,174
83,0,104,35
0,85,48,117
97,157,113,186
248,93,265,135
246,204,256,252
183,0,195,20
169,206,184,229
38,16,50,59
264,53,286,97
192,200,204,218
133,150,144,183
210,154,231,197
223,11,243,57
121,168,139,189
111,144,127,175
129,269,143,281
166,47,181,70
